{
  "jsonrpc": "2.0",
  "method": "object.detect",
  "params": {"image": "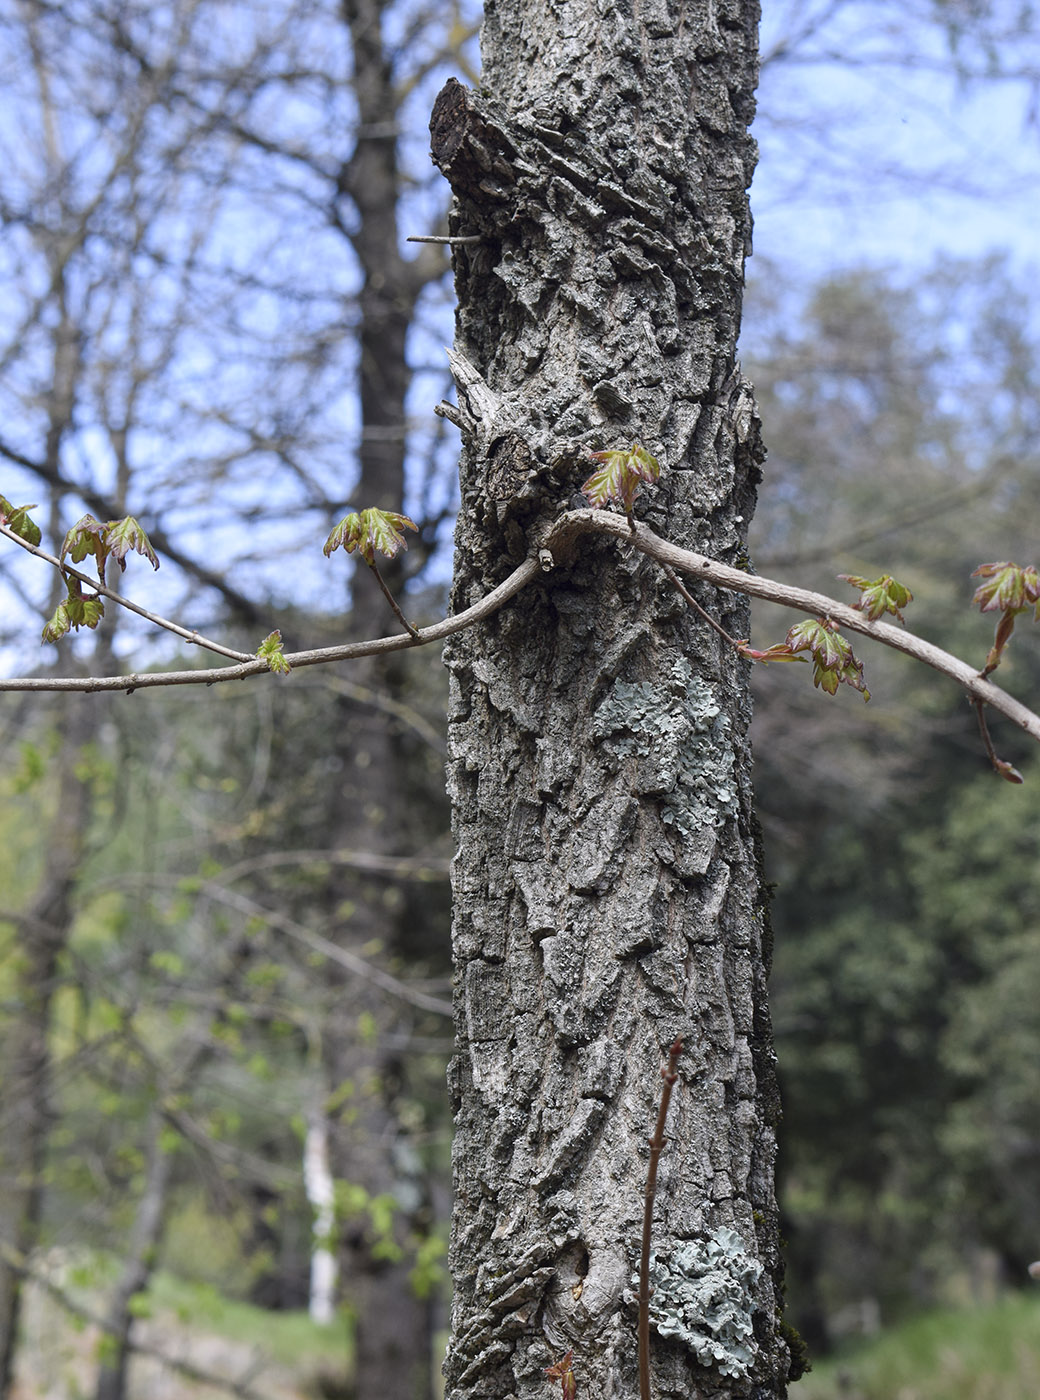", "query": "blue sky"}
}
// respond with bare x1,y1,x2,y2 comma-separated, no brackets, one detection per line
751,3,1040,277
